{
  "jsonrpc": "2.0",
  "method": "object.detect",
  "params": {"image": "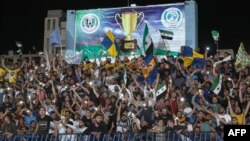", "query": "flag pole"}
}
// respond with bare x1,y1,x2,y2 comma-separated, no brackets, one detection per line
216,41,219,52
60,44,63,64
160,33,170,57
74,16,77,55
